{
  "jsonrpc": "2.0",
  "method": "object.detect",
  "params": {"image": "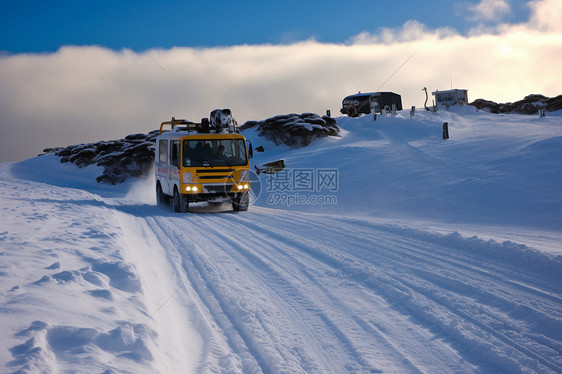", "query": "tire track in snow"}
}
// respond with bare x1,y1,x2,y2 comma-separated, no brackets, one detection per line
209,213,472,373
340,224,562,333
306,215,562,373
148,211,440,373
229,210,562,373
196,220,328,373
142,216,241,373
146,216,262,373
346,222,562,300
175,214,376,373
202,215,390,373
139,206,561,373
392,267,561,373
328,219,562,373
334,222,562,354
